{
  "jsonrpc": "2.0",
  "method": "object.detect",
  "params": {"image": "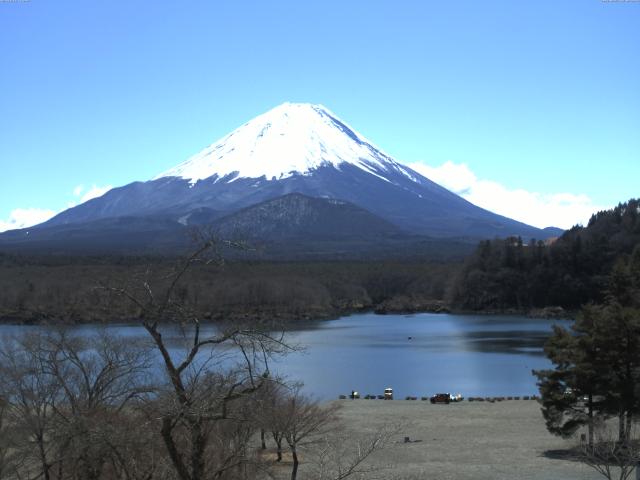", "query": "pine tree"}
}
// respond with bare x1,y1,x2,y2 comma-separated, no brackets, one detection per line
535,253,640,446
534,320,605,447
